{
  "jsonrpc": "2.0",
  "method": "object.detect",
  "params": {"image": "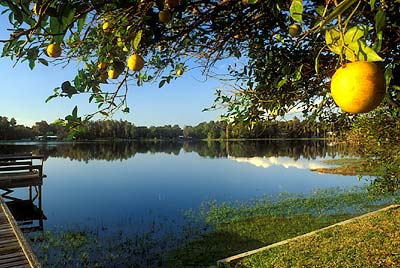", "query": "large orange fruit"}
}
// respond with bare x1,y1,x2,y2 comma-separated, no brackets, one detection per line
127,54,145,72
330,61,386,114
